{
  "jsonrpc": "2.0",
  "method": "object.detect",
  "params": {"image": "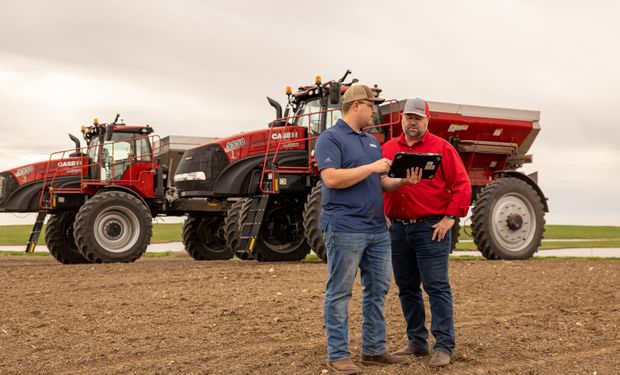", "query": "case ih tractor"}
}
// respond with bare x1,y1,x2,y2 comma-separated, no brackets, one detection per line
0,116,182,263
0,71,547,263
174,70,548,262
